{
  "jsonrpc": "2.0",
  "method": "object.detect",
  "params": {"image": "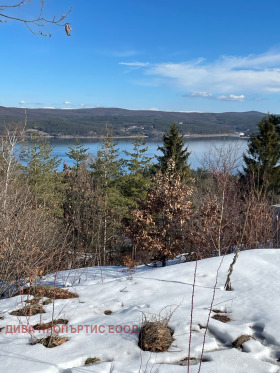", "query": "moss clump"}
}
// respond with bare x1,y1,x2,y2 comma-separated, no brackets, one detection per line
85,357,100,365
